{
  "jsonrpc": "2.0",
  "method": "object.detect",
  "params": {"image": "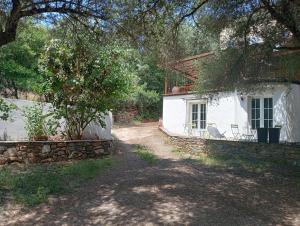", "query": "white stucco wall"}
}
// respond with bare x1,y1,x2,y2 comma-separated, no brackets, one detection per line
163,94,188,135
0,98,112,141
162,84,300,142
285,84,300,142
